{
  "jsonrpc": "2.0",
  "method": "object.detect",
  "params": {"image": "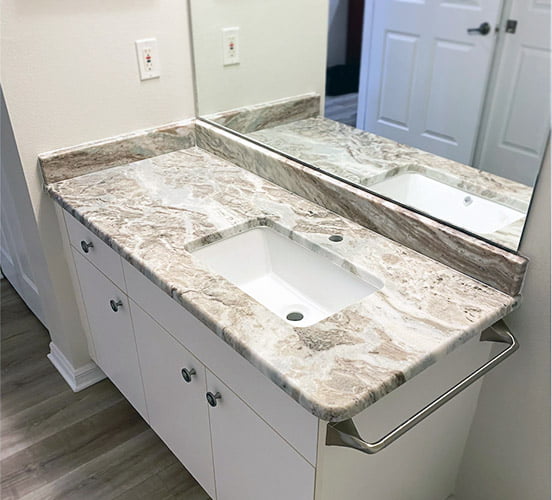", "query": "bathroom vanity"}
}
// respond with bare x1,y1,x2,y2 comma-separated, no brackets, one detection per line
40,121,523,500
